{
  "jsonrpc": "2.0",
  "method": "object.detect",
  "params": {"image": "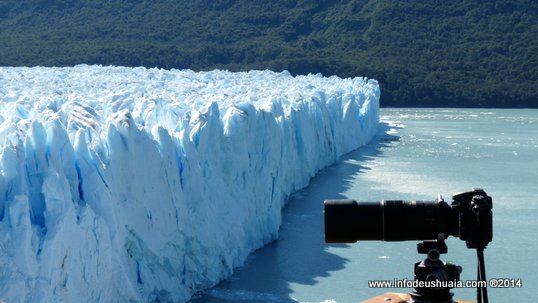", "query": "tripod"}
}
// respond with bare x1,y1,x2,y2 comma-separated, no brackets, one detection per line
362,240,473,303
409,240,461,303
